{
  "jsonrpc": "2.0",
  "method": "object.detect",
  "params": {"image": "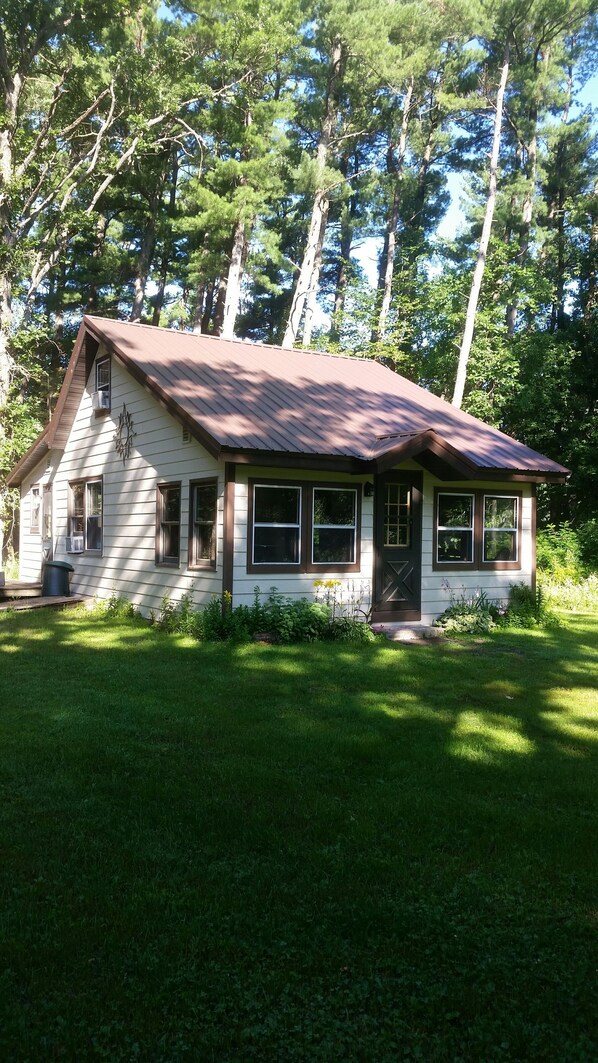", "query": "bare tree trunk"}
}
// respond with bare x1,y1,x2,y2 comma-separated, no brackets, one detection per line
130,210,157,322
283,36,346,348
302,213,327,346
212,275,227,335
151,152,178,326
221,218,249,339
372,79,413,343
452,45,510,409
